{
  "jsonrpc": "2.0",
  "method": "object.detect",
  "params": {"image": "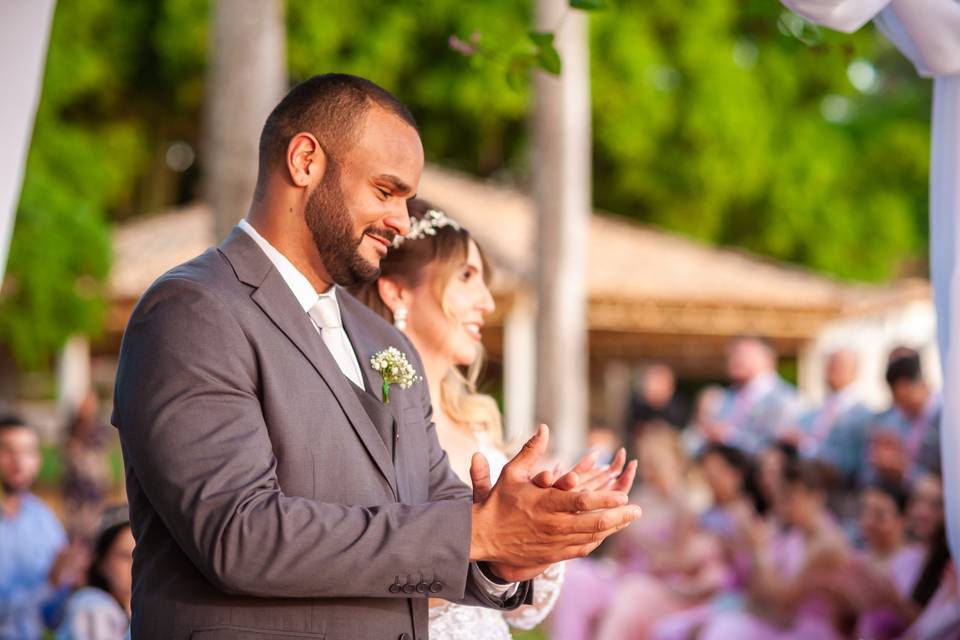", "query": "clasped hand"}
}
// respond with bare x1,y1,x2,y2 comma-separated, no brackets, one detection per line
468,424,641,582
